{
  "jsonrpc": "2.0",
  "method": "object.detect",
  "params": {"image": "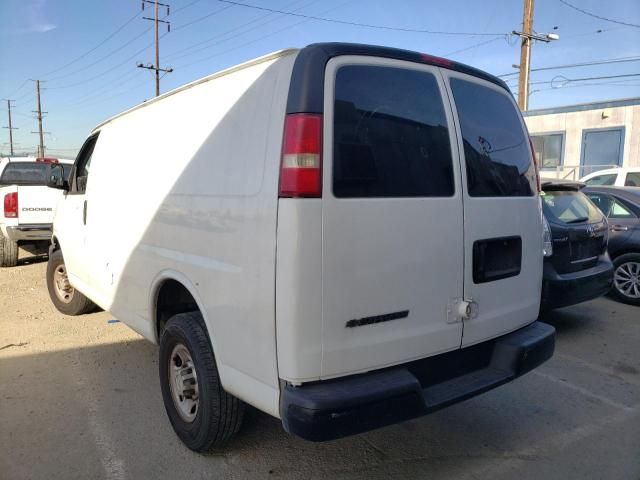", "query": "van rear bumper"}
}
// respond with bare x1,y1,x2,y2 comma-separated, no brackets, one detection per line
280,321,555,441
